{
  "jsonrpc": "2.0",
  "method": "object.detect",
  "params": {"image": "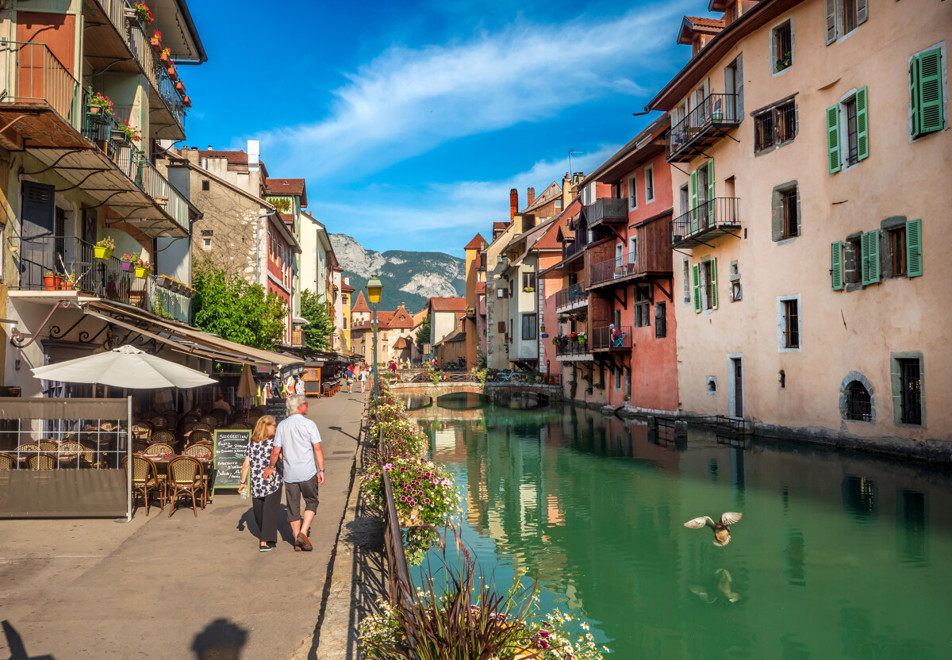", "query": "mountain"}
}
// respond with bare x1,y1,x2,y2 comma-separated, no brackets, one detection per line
330,234,465,313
